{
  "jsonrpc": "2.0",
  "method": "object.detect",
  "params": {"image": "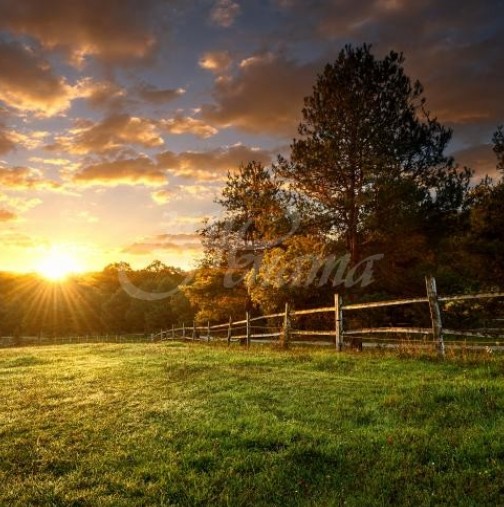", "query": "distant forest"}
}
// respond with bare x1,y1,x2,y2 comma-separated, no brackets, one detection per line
0,262,194,339
2,45,503,338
